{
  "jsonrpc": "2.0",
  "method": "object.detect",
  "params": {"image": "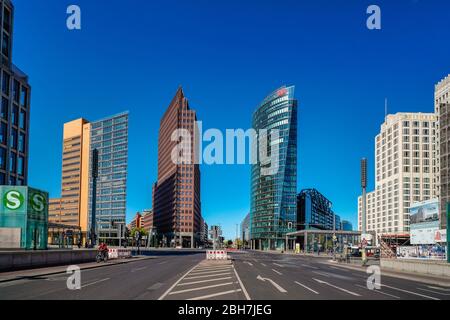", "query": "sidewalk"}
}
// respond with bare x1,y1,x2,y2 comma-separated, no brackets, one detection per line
321,259,450,287
0,256,154,283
